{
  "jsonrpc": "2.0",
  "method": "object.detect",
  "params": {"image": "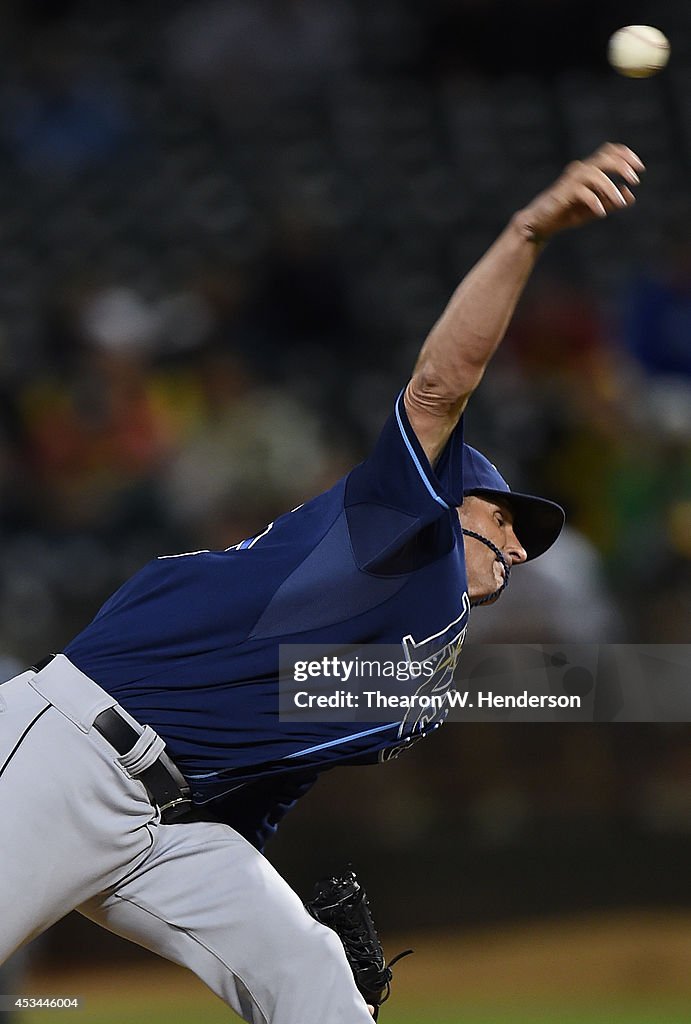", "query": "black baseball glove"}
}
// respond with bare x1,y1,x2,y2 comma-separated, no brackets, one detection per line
305,868,412,1019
